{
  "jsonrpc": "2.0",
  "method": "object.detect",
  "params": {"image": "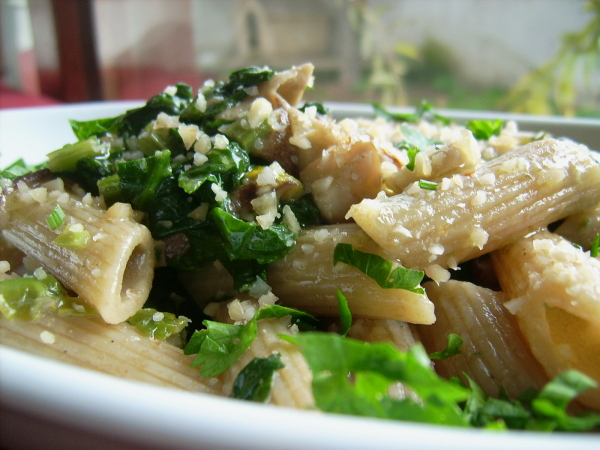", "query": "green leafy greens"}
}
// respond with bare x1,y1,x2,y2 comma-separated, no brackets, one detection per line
126,308,189,342
283,332,600,431
0,272,95,320
231,354,285,402
429,333,463,360
466,119,504,140
333,243,424,294
590,234,600,257
283,332,469,425
372,101,452,125
44,66,296,294
184,304,318,377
